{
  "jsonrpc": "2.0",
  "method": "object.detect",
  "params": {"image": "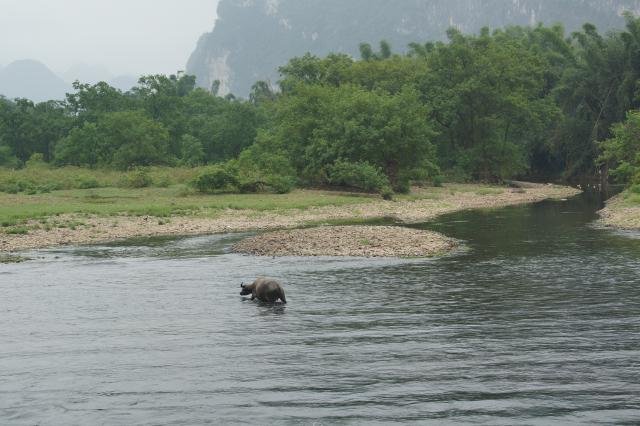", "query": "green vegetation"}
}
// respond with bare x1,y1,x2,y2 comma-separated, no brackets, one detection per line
0,186,383,227
0,165,203,193
3,15,640,206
